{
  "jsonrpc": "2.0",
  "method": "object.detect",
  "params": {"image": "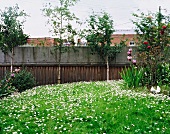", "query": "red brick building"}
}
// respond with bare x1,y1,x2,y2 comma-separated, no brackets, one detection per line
27,37,55,46
111,29,136,46
26,29,136,46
